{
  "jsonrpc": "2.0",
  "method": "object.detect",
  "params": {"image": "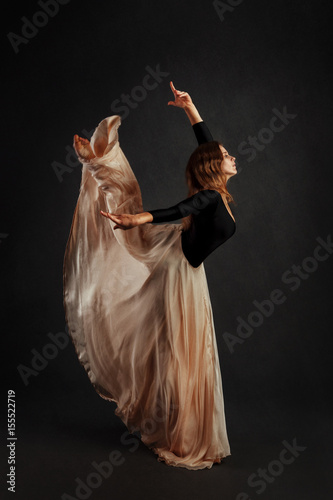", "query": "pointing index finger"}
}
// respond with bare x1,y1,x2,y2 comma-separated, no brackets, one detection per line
170,81,177,95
